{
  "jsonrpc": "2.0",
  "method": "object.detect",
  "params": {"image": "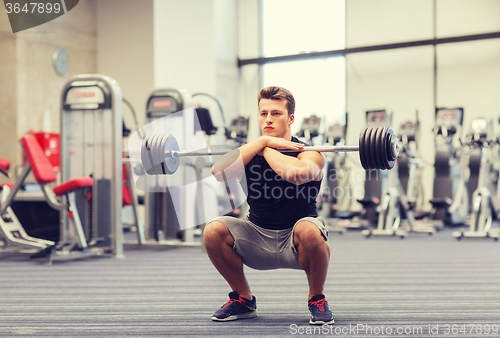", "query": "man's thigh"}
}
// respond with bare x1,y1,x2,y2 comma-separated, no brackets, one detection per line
207,216,301,270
